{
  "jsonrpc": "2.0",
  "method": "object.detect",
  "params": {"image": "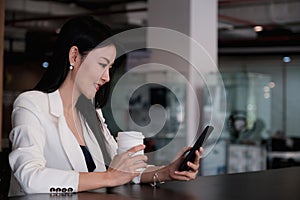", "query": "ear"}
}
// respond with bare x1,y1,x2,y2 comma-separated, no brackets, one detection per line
68,46,81,66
